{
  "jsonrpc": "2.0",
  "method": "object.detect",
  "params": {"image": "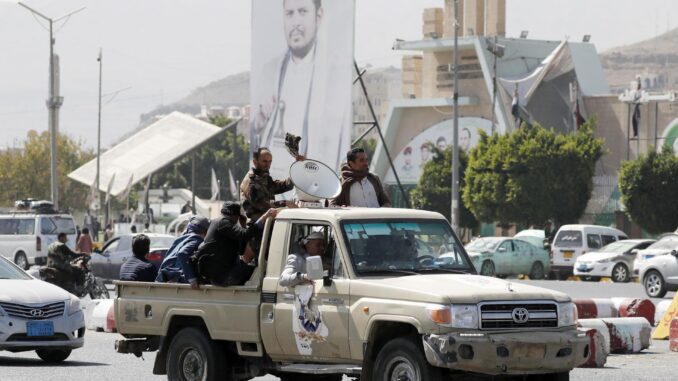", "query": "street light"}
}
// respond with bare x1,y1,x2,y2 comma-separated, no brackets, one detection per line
18,2,85,210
